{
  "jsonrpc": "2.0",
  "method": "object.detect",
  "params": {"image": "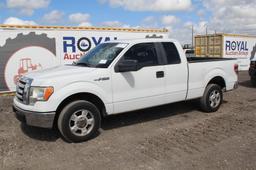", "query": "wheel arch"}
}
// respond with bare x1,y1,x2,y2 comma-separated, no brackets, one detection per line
204,68,227,90
54,92,107,127
207,76,226,89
